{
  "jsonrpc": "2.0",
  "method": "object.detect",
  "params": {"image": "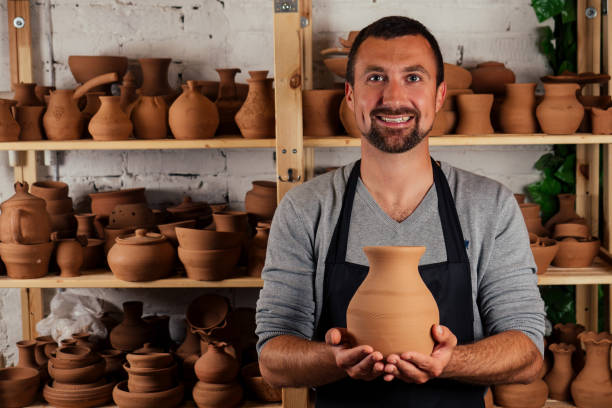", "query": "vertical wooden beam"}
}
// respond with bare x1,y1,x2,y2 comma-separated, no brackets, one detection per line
578,0,602,95
603,0,612,94
7,0,33,87
299,0,315,182
13,151,38,185
20,288,43,340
